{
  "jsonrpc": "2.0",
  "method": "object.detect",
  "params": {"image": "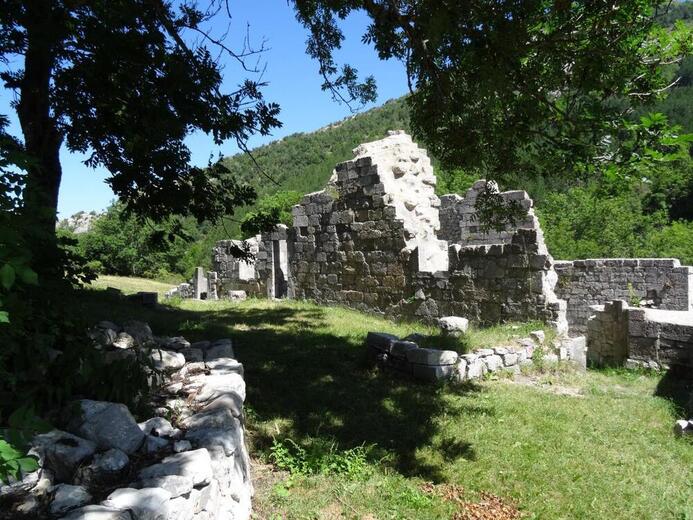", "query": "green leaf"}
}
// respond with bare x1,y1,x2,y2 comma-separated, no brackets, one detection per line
17,266,38,286
0,440,22,461
0,264,15,290
16,457,39,473
0,311,9,324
